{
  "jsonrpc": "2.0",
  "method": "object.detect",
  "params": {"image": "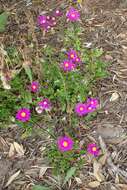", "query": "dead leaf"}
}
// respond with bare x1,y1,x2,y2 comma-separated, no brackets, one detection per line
93,160,105,182
75,177,82,184
0,72,11,89
5,170,20,187
88,181,100,188
110,92,119,102
39,167,49,179
118,184,127,189
8,143,15,158
115,174,119,184
105,54,113,61
13,142,25,157
98,153,107,166
97,126,125,144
